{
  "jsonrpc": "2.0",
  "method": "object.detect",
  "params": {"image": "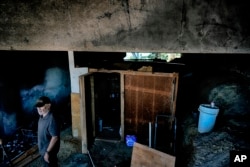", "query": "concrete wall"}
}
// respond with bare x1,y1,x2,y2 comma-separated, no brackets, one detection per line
1,0,250,53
